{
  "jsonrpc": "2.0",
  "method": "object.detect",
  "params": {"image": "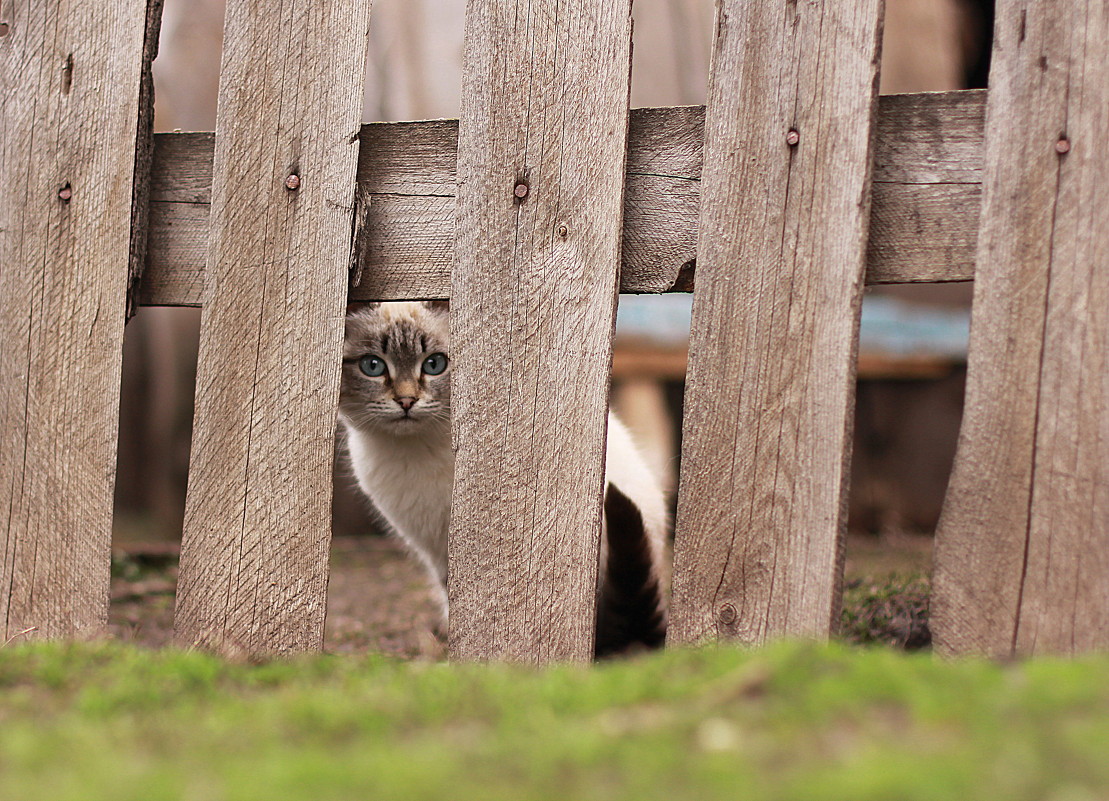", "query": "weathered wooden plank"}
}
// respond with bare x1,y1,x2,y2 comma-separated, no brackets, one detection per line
667,0,884,644
446,0,633,662
0,0,161,642
140,91,985,306
173,0,371,654
868,181,978,283
142,131,213,307
868,90,984,284
933,0,1109,657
